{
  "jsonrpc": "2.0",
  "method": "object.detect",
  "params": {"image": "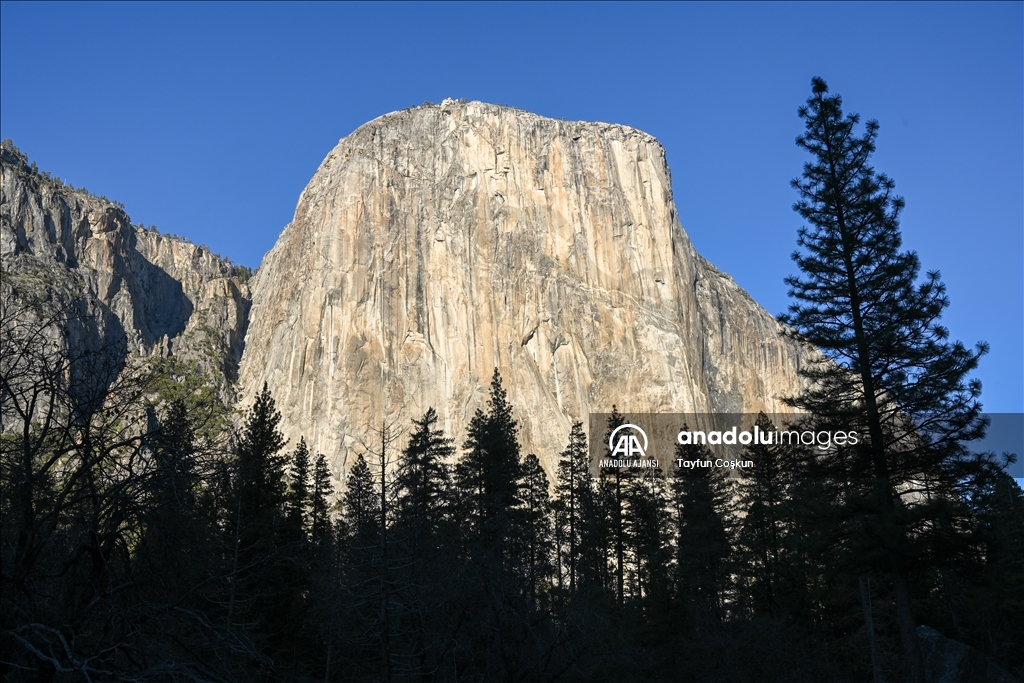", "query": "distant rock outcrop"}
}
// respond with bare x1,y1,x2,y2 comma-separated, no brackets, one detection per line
0,143,250,386
238,100,815,477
